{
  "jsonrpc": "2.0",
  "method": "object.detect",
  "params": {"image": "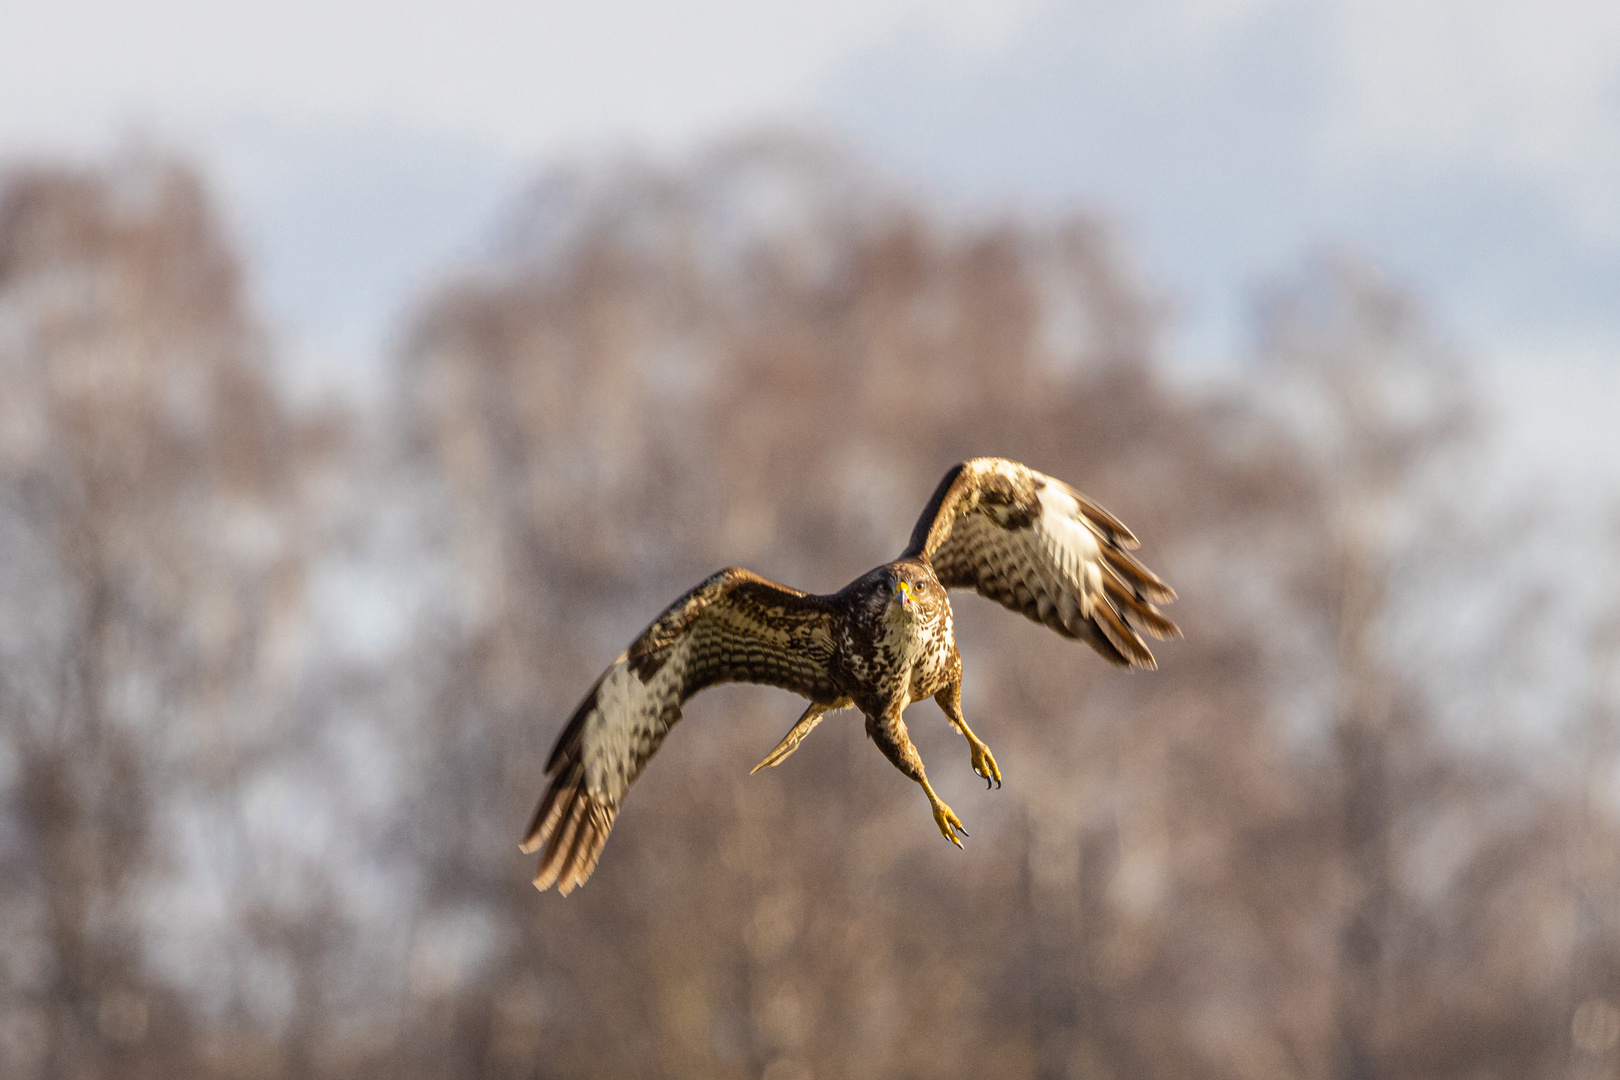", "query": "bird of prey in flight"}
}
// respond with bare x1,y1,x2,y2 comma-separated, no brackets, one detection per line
523,457,1178,893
